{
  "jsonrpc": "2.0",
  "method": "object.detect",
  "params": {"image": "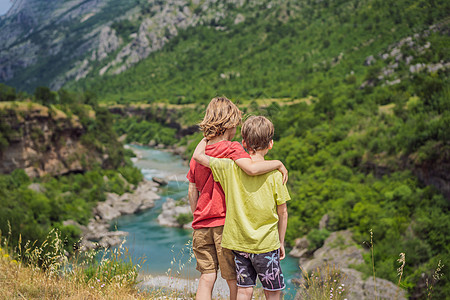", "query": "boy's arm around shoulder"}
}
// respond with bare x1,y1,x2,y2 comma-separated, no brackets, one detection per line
192,137,288,184
234,158,289,184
